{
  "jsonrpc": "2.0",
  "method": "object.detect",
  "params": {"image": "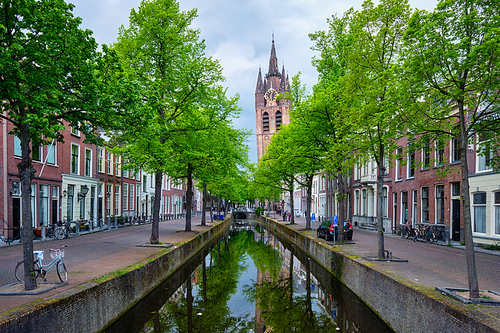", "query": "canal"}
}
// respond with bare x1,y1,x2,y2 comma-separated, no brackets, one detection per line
102,220,393,333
